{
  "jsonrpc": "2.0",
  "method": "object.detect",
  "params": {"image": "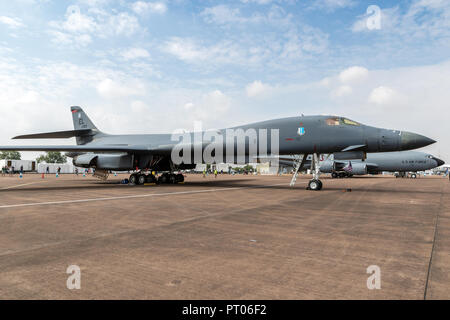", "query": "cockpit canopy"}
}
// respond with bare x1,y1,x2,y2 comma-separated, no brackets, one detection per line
325,117,361,126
